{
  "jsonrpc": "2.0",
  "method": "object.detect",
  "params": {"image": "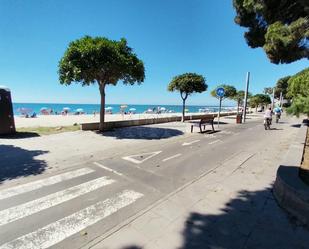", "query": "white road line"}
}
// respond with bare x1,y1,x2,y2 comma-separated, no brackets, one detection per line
122,151,162,164
182,140,200,146
0,168,95,201
93,162,123,176
0,190,143,249
209,139,221,145
0,177,115,226
162,153,182,162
